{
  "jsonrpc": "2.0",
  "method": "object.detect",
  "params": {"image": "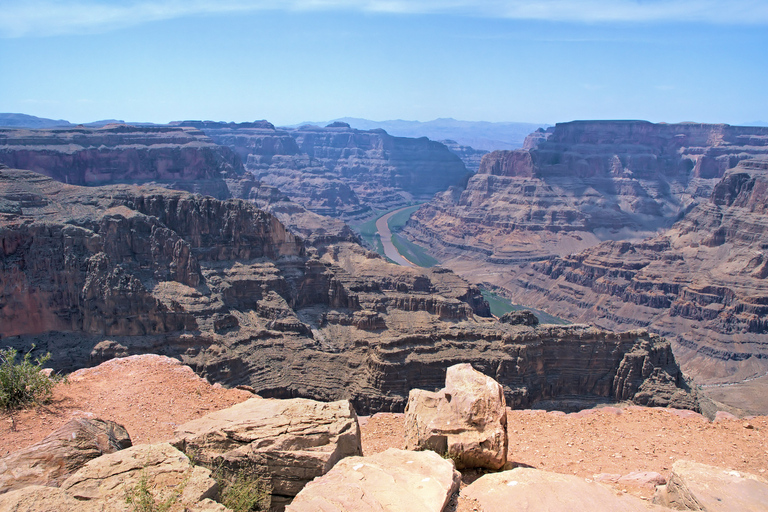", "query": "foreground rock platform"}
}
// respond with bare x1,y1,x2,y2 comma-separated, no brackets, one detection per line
0,417,131,494
462,467,667,511
171,397,362,509
654,460,768,511
286,448,460,512
0,443,225,512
